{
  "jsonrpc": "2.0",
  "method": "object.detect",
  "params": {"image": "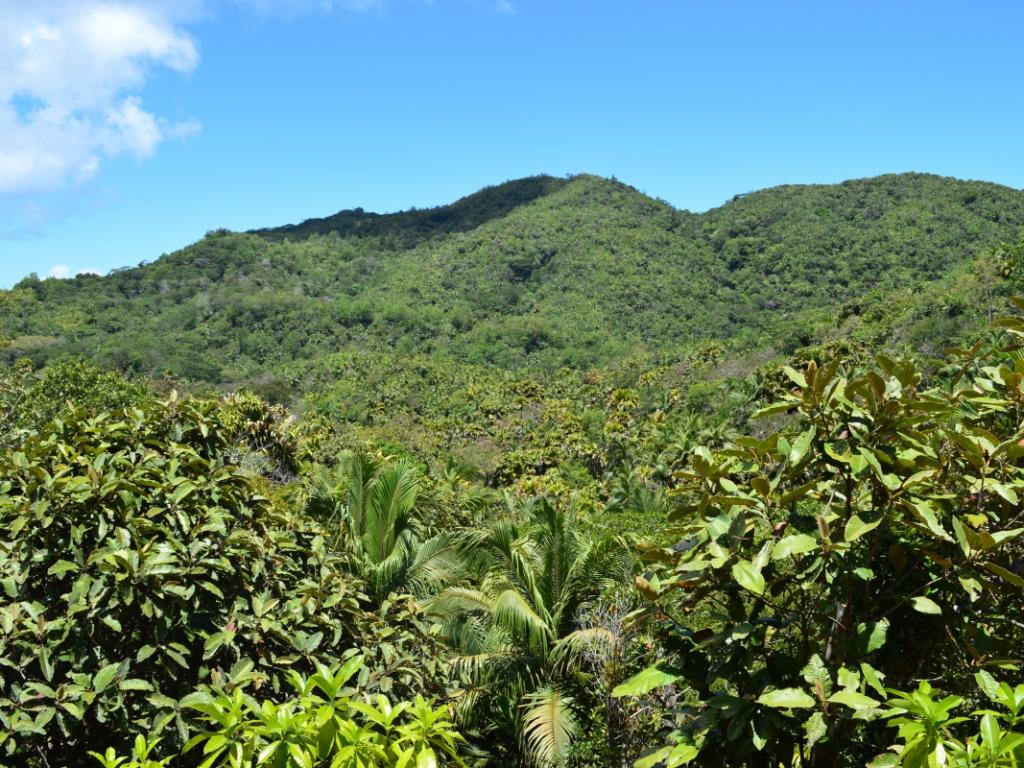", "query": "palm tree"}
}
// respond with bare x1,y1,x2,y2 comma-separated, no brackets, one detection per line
429,496,628,767
606,467,669,517
304,453,461,604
